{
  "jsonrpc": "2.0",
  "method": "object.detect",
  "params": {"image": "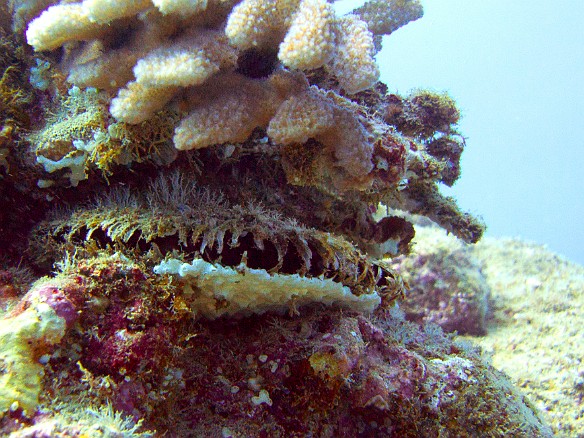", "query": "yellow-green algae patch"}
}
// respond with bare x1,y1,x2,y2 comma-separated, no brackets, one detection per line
0,284,68,416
